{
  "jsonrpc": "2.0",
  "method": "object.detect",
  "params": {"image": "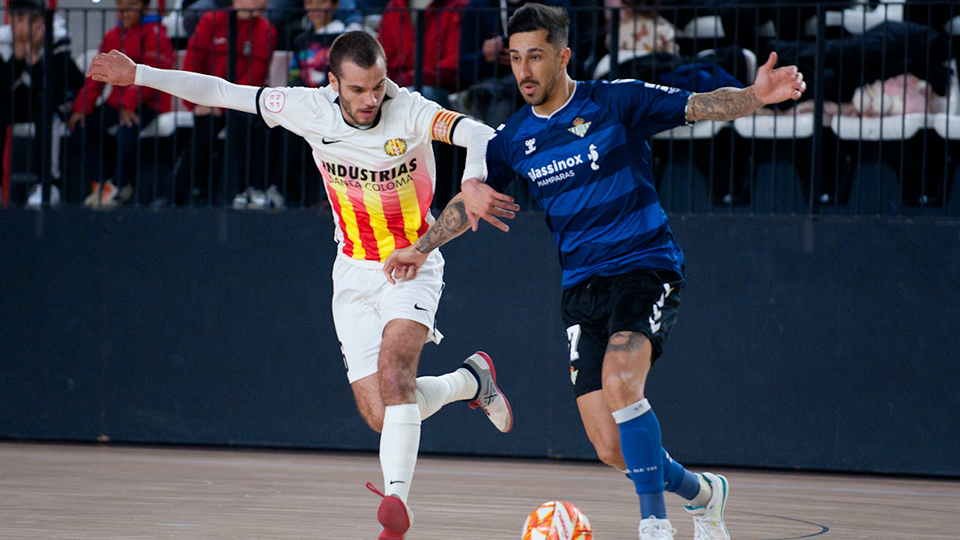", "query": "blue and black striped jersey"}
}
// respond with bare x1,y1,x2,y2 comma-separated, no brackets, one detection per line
485,79,691,289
